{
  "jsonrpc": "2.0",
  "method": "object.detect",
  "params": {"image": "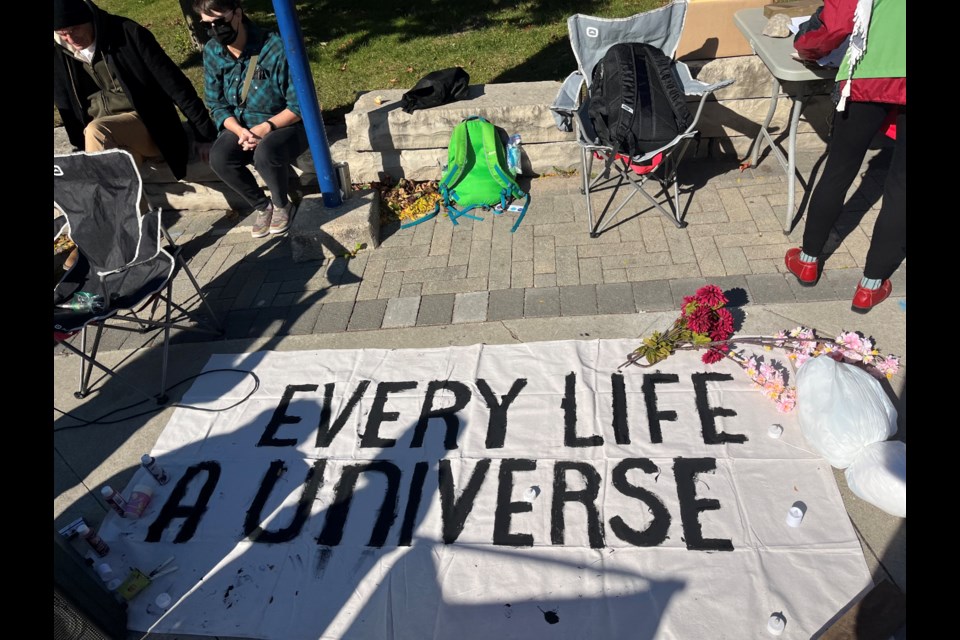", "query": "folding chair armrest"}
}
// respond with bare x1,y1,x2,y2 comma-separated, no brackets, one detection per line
674,61,735,96
685,77,735,95
550,71,586,132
